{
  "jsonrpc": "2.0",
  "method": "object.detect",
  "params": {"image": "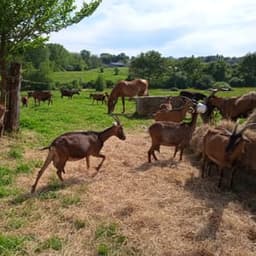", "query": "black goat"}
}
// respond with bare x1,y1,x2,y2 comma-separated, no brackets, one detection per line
179,91,206,101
